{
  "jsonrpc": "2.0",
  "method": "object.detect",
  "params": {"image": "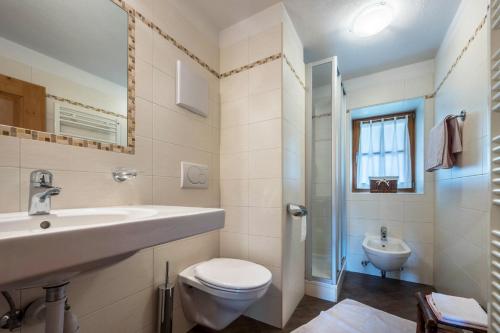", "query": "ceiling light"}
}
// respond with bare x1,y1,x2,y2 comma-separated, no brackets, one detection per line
351,2,394,37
